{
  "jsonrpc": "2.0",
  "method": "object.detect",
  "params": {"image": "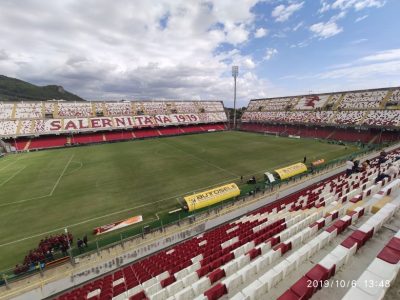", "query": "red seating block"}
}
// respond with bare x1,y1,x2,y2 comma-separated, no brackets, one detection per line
306,264,335,284
207,268,226,284
350,196,361,203
196,265,211,278
357,208,365,217
112,283,126,296
325,225,337,233
267,236,280,247
290,276,315,300
204,283,227,300
341,236,360,250
273,242,292,255
129,290,147,300
377,246,400,264
247,248,261,260
200,256,211,267
222,252,234,264
351,229,373,248
160,275,176,288
332,220,347,234
387,237,400,252
277,289,301,300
